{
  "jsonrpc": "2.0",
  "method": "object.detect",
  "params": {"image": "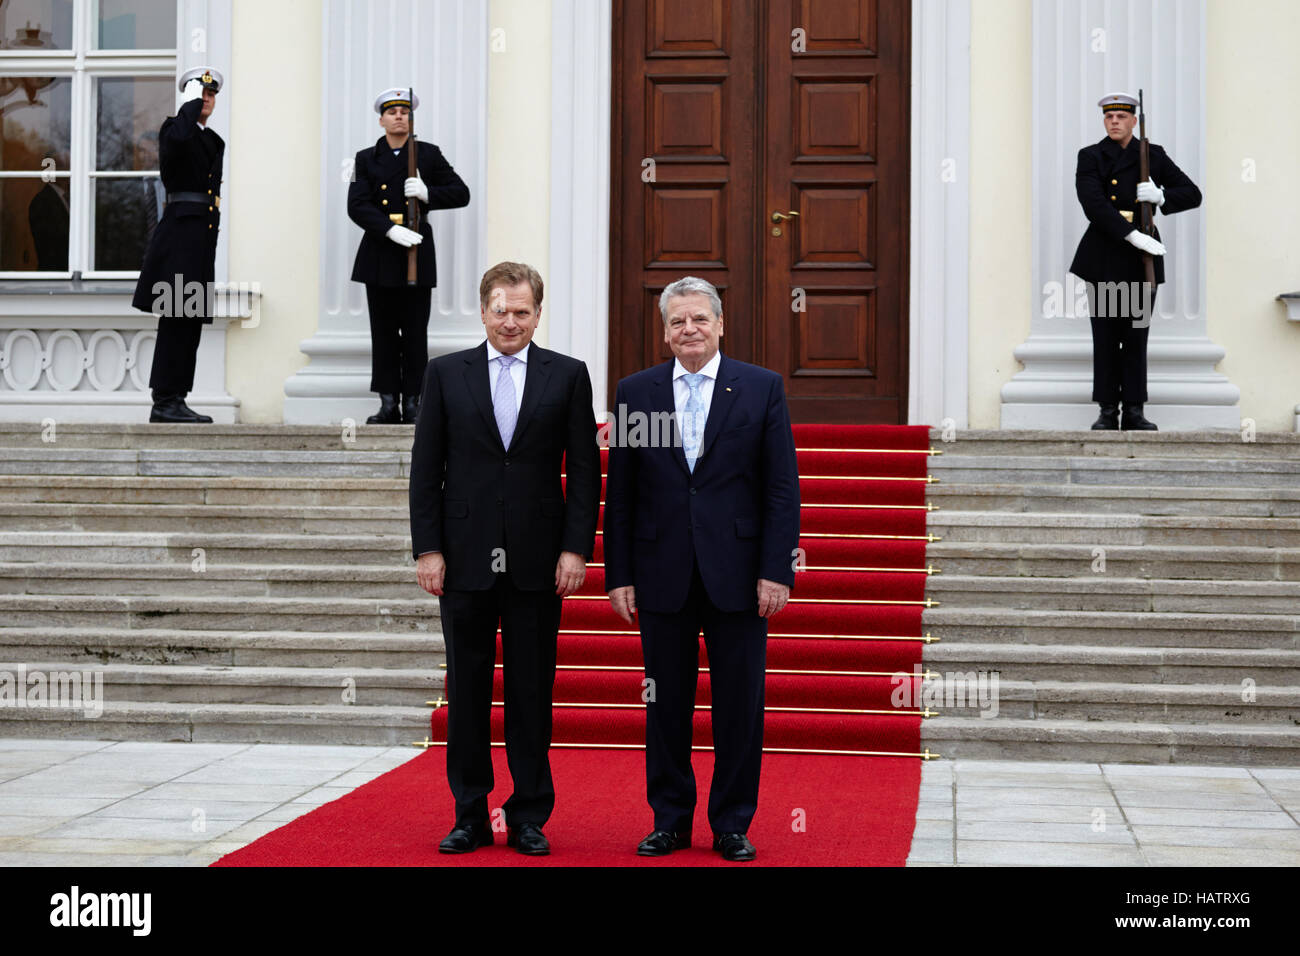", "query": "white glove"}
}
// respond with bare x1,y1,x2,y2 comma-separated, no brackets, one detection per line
1136,178,1165,207
404,175,428,203
181,78,204,103
386,225,423,247
1125,230,1166,256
